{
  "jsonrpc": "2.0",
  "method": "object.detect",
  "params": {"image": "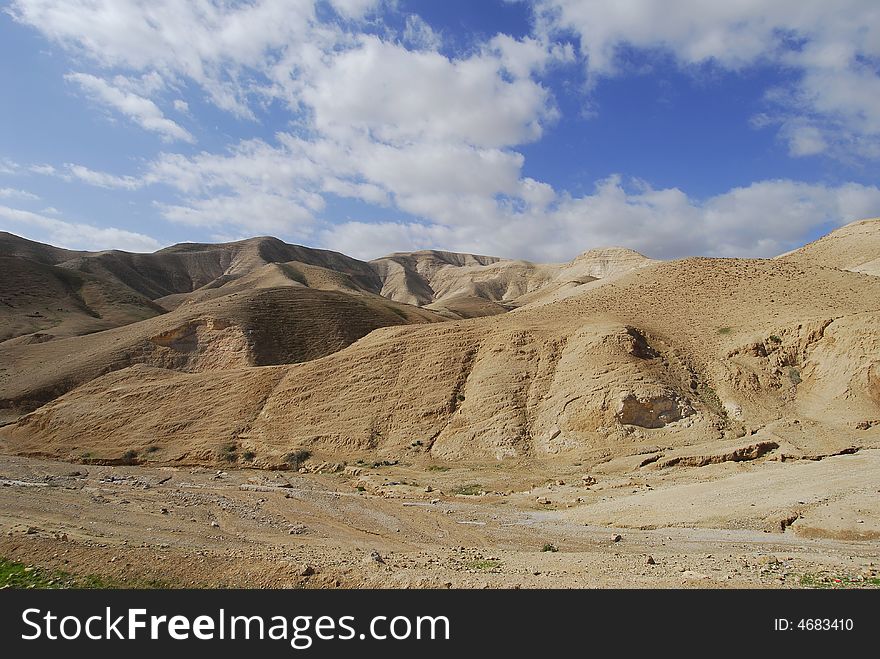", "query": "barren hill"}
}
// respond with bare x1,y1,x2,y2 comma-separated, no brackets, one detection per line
5,253,877,468
0,284,442,424
61,236,383,300
370,246,655,317
0,254,165,342
778,217,880,275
